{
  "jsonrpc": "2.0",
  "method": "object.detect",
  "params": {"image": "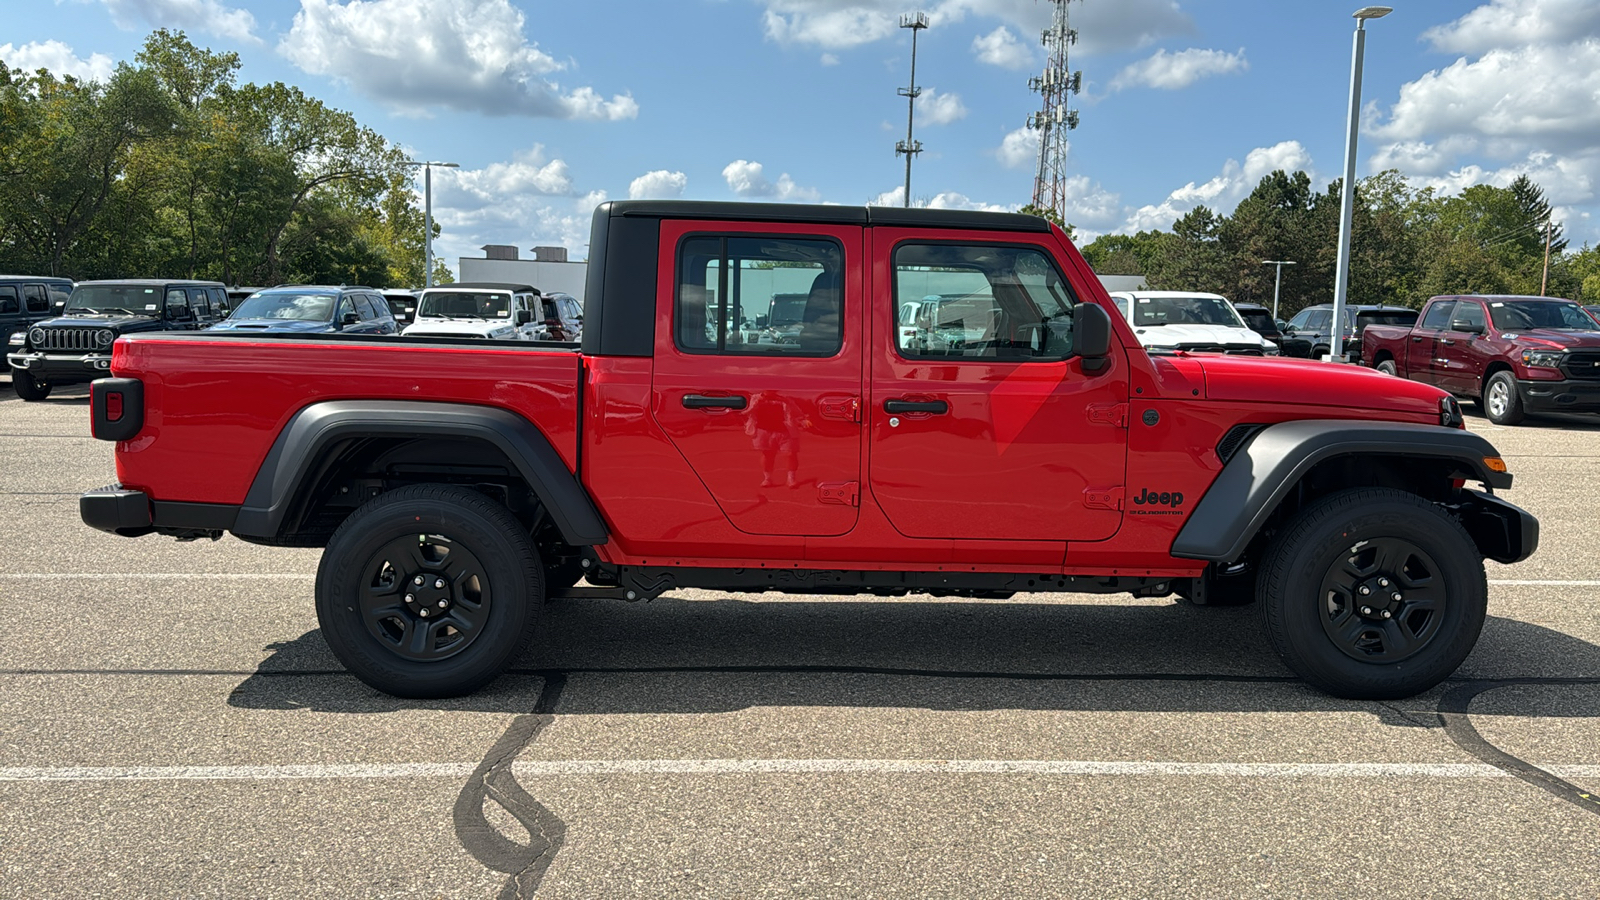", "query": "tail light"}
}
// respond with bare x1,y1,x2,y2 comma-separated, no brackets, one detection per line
91,378,144,441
